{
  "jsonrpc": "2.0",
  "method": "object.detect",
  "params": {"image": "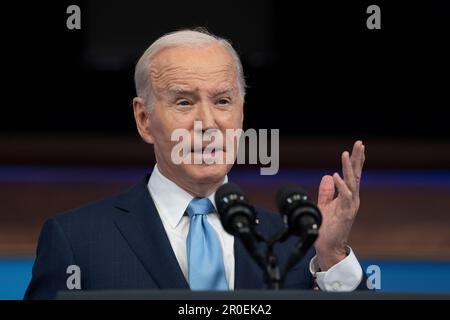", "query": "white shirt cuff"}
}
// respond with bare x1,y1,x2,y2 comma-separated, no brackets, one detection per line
309,246,363,292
